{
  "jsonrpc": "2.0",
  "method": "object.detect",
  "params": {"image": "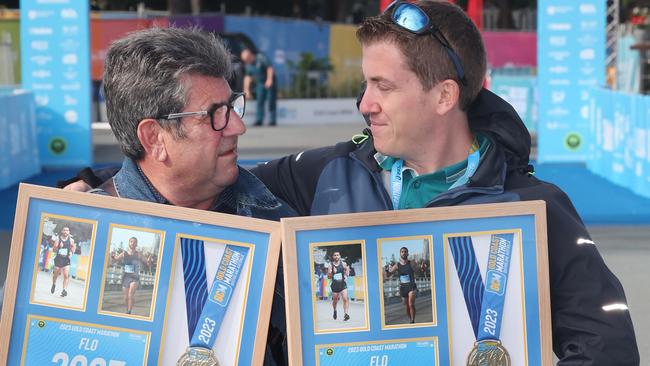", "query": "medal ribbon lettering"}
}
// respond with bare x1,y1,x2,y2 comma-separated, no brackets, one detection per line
180,239,249,349
448,233,514,344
